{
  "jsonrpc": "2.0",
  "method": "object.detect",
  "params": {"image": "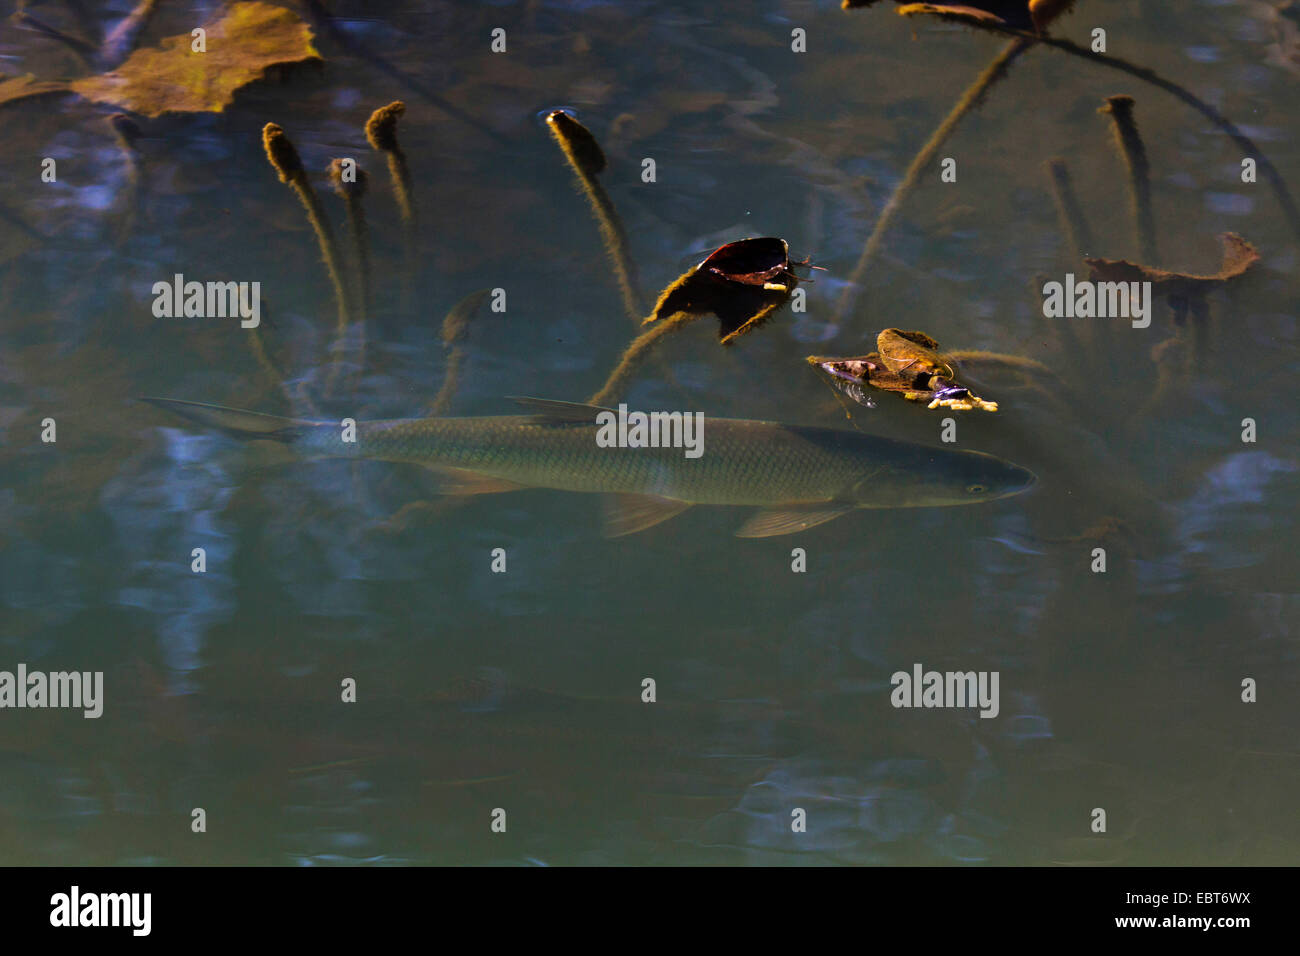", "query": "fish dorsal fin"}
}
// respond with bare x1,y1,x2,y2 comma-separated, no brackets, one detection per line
603,493,691,537
508,396,613,422
735,503,854,538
